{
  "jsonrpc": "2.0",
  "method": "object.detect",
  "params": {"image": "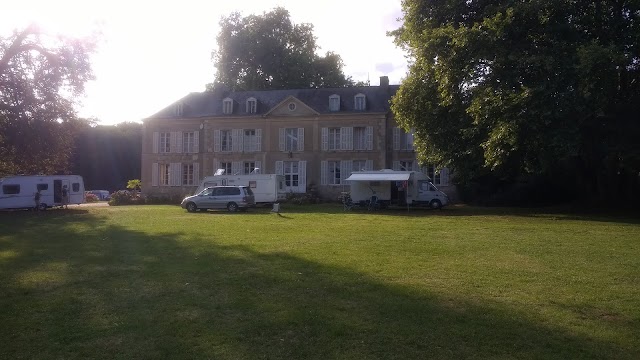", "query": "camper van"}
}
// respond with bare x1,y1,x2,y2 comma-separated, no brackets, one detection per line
345,169,449,209
195,173,285,204
0,175,85,210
